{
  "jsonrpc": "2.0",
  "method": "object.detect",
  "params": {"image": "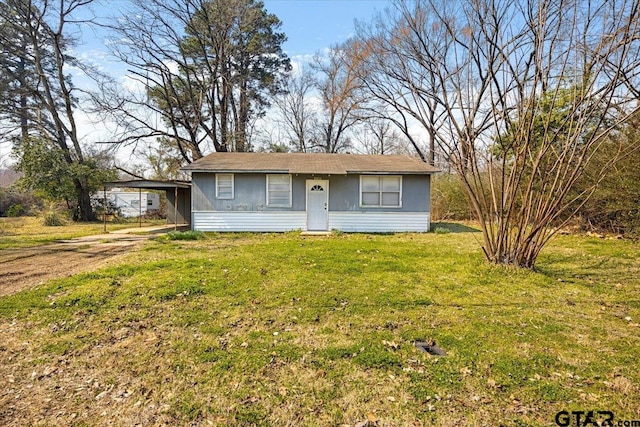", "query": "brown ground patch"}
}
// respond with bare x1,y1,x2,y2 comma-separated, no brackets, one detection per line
0,228,182,426
0,316,180,427
0,230,166,297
